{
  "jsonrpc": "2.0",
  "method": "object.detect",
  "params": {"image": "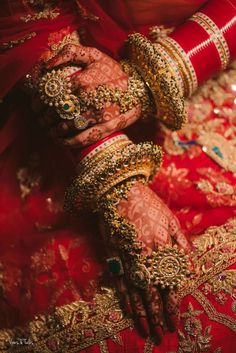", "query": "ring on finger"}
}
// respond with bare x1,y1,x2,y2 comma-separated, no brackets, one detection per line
73,115,89,130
